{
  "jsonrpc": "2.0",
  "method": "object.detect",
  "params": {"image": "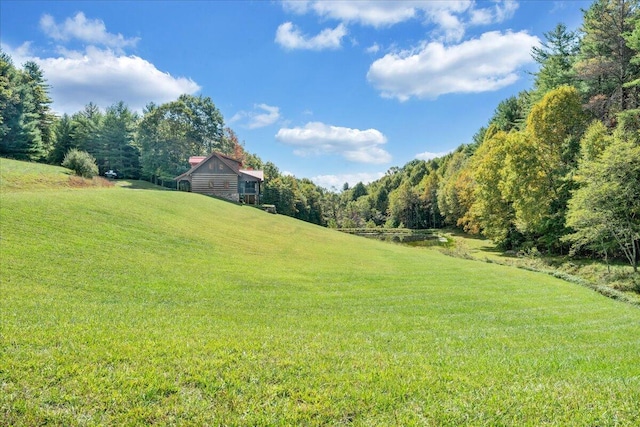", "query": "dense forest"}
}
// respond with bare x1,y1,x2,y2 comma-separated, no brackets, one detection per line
1,0,639,270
